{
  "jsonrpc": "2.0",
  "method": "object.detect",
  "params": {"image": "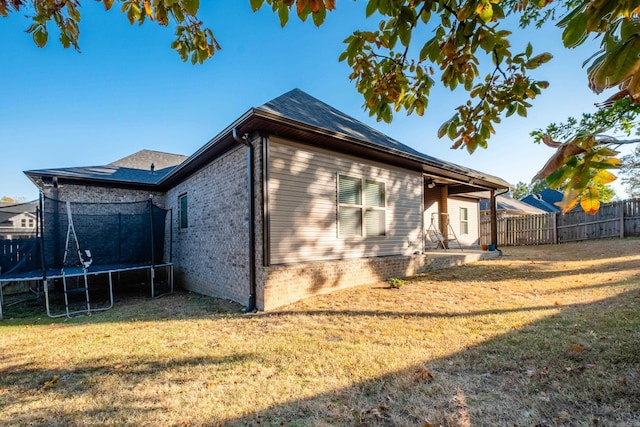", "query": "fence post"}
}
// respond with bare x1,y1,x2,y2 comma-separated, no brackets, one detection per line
552,213,558,244
620,201,625,239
